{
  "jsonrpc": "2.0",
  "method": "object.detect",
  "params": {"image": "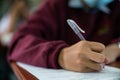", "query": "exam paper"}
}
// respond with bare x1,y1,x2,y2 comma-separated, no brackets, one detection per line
17,62,120,80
